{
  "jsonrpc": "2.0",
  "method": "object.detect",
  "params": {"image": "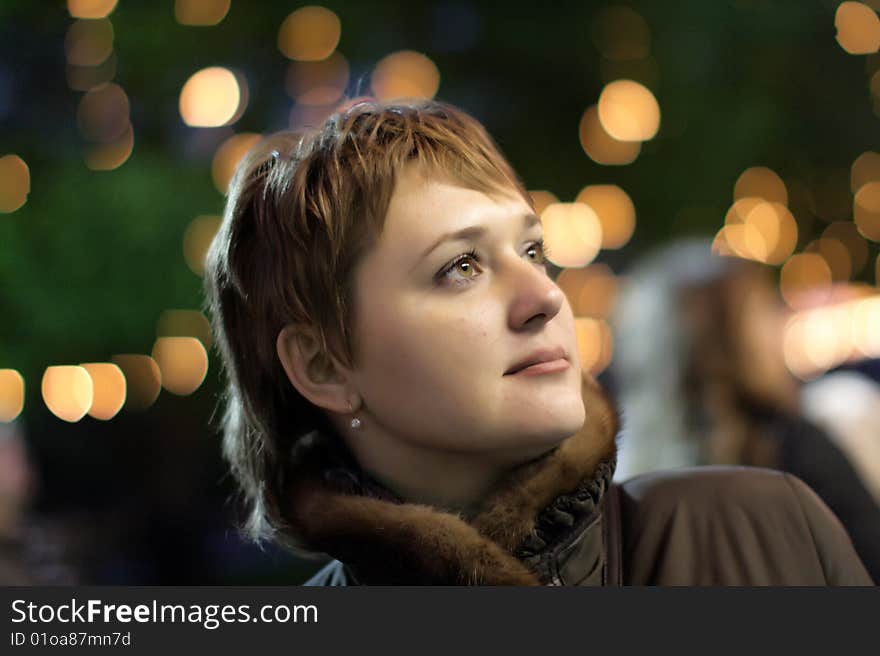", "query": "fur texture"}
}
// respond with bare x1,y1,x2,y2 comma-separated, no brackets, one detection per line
285,374,619,585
